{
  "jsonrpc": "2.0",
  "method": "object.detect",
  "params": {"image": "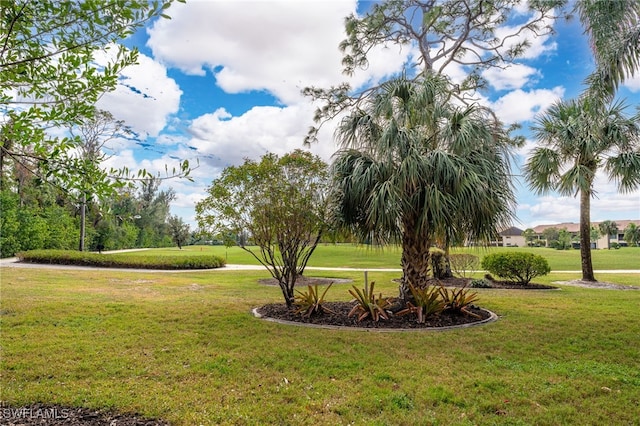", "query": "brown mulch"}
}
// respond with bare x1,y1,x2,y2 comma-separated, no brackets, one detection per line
0,403,170,425
255,301,492,329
